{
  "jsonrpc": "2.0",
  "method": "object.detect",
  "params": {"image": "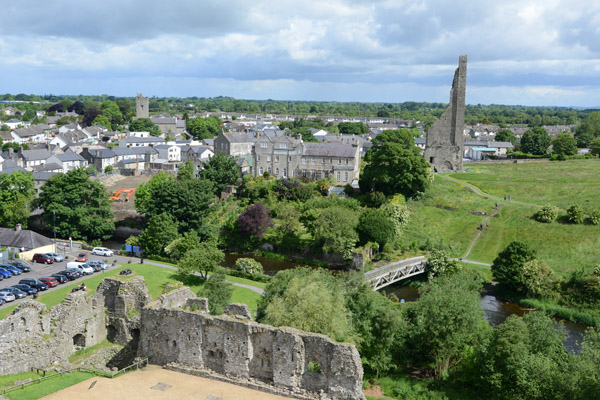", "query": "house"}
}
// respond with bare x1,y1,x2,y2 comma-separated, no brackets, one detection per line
149,116,186,134
80,147,117,172
214,132,256,157
0,225,55,261
119,137,165,148
183,145,214,162
49,129,89,147
18,149,53,170
46,152,88,173
155,144,182,162
5,118,25,130
11,125,47,144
